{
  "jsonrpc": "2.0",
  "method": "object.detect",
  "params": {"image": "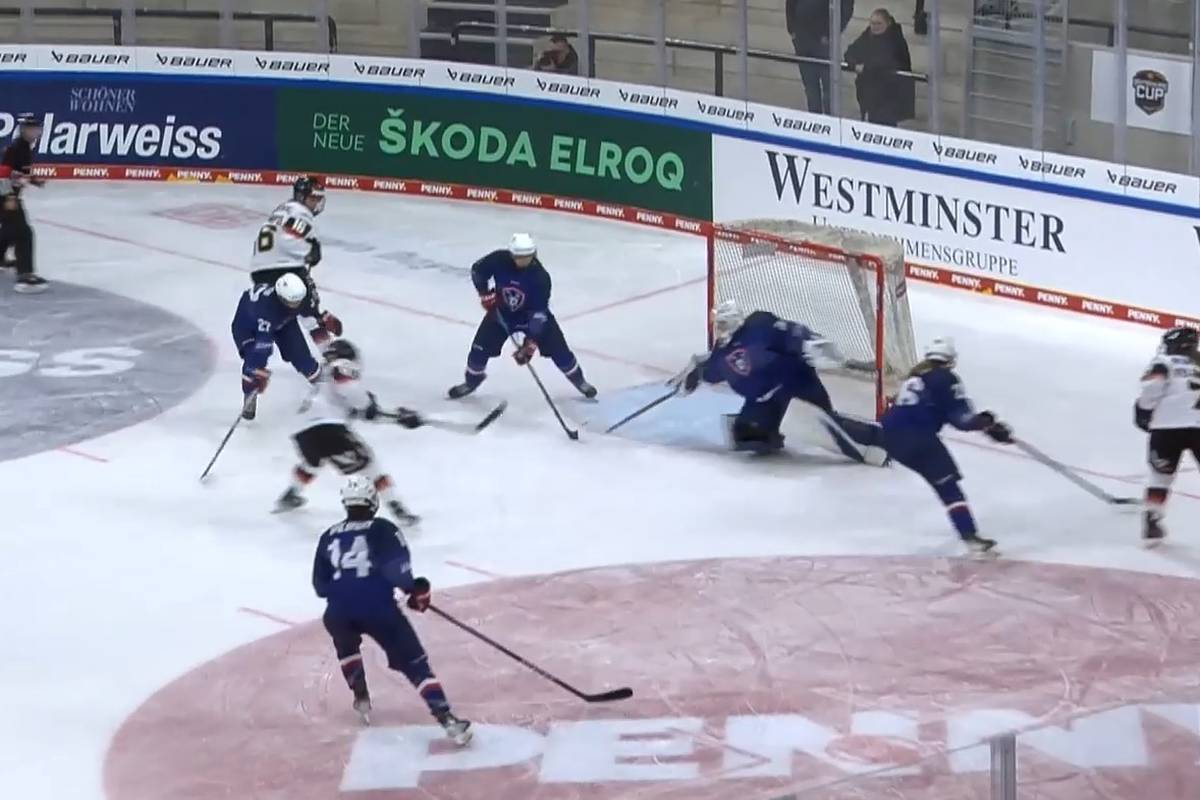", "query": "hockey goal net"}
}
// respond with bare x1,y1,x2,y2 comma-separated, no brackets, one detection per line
707,219,919,418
